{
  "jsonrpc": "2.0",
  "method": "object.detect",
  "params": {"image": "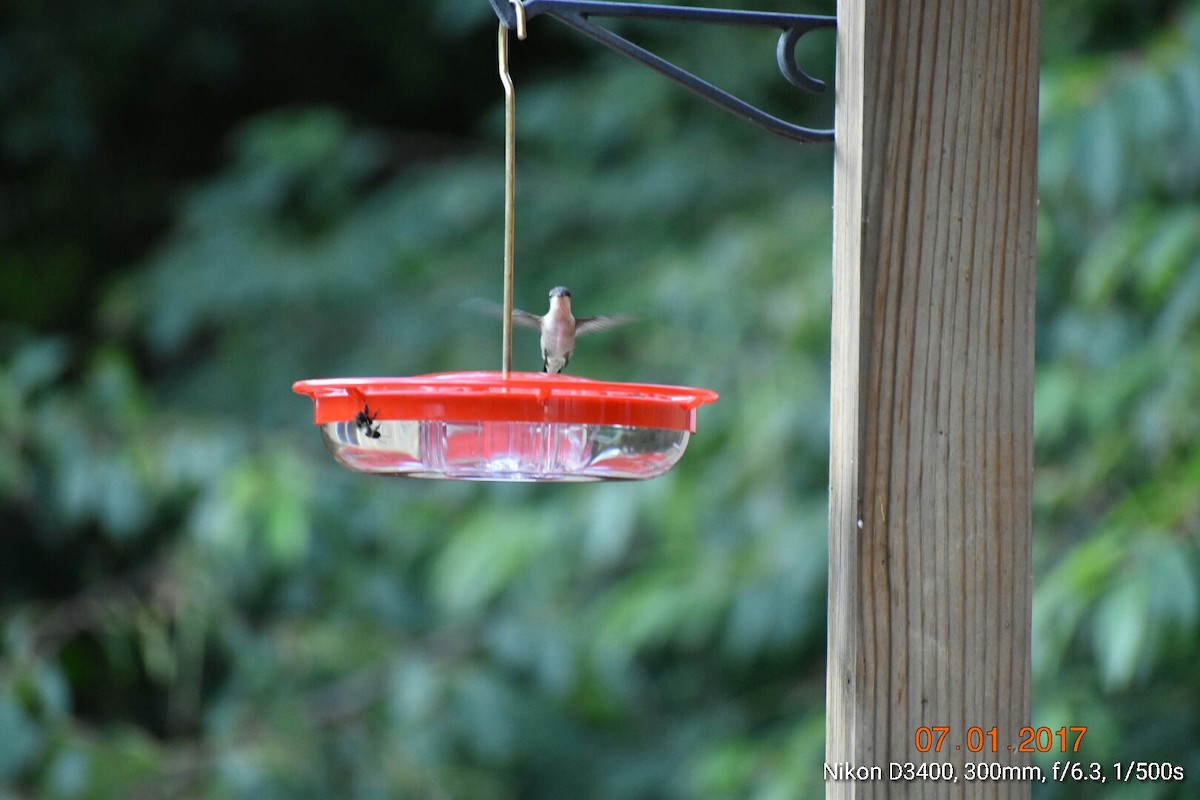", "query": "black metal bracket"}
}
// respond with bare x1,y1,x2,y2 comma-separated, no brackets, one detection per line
489,0,835,143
